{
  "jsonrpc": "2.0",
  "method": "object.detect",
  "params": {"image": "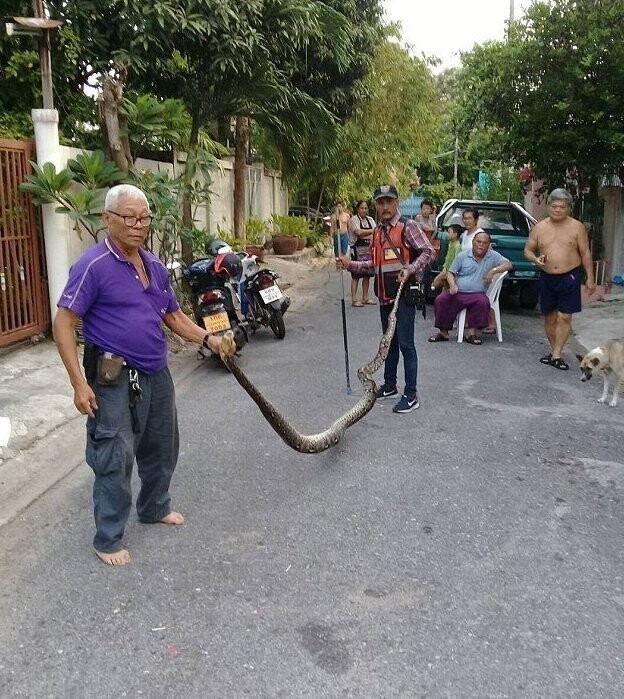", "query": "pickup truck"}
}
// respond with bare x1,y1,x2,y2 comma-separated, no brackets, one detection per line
427,198,539,309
